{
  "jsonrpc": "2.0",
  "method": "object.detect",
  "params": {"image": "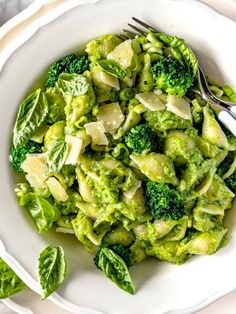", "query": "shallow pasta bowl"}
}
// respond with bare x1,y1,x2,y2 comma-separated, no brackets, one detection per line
0,0,236,313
